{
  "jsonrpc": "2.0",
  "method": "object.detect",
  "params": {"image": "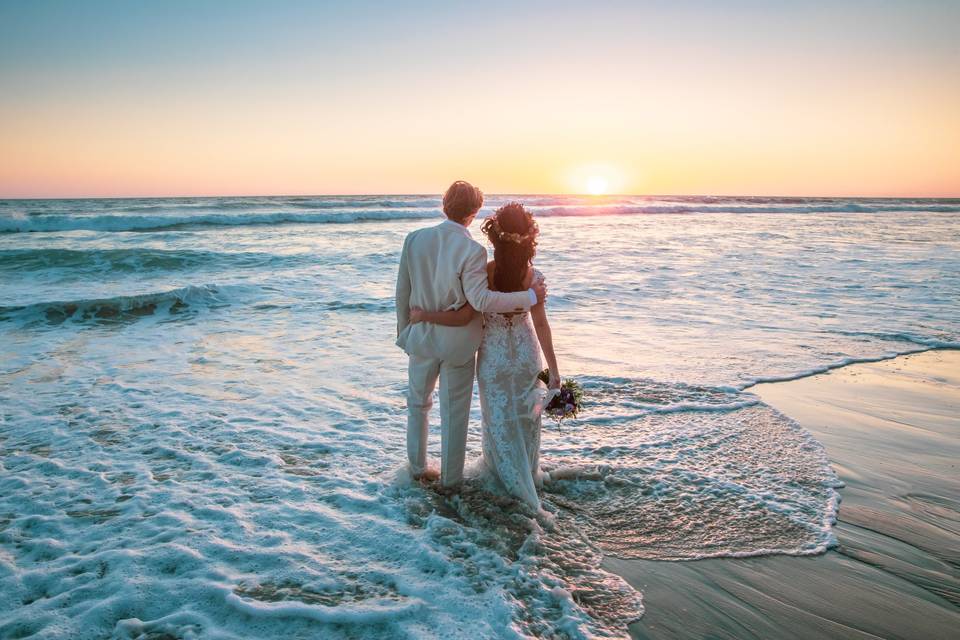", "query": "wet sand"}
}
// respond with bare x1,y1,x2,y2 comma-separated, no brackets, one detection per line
606,349,960,639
